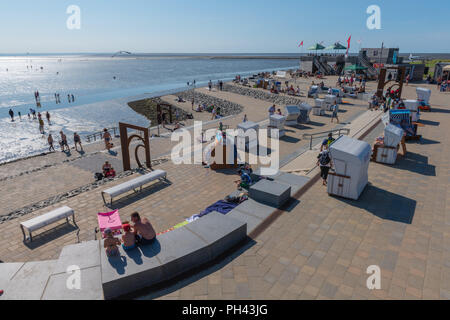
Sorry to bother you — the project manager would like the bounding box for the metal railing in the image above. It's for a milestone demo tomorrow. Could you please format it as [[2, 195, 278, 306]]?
[[85, 127, 119, 143], [313, 56, 328, 75], [303, 128, 351, 150], [358, 53, 377, 76]]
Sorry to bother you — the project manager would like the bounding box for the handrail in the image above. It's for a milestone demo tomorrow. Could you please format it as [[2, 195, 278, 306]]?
[[85, 127, 119, 143], [303, 128, 351, 150], [358, 52, 377, 76]]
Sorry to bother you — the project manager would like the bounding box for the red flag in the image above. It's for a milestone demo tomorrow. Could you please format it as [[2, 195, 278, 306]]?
[[298, 41, 304, 47], [345, 35, 351, 57]]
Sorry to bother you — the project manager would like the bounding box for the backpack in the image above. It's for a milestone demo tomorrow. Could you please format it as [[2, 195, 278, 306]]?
[[327, 137, 335, 146], [319, 151, 331, 166]]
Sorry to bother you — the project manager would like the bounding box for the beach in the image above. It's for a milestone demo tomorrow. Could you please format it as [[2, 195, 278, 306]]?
[[1, 62, 449, 300], [0, 54, 300, 163]]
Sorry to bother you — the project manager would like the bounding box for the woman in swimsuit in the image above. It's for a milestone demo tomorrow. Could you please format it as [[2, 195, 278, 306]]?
[[73, 132, 83, 152], [103, 128, 112, 151]]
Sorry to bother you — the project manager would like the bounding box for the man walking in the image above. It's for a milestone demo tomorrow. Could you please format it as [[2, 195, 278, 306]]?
[[317, 146, 333, 186], [331, 104, 340, 123]]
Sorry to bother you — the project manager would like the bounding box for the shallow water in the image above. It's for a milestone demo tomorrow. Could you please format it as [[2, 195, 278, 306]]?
[[0, 54, 298, 163]]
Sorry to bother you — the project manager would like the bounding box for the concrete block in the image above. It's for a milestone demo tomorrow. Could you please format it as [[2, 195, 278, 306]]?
[[152, 226, 210, 281], [1, 260, 55, 300], [101, 239, 164, 300], [42, 266, 103, 300], [227, 208, 262, 235], [53, 240, 101, 275], [273, 172, 310, 195], [185, 211, 247, 259], [249, 180, 291, 208], [0, 263, 24, 292], [232, 199, 275, 220]]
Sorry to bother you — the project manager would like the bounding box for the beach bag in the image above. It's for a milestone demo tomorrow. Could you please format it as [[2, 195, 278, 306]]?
[[95, 173, 104, 181]]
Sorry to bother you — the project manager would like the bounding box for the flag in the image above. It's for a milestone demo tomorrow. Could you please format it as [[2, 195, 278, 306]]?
[[345, 35, 351, 58], [298, 41, 303, 47]]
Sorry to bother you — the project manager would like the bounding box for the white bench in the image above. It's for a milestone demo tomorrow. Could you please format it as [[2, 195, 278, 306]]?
[[101, 170, 167, 206], [20, 206, 77, 242]]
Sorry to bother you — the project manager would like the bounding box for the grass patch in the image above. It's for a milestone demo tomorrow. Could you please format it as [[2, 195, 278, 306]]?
[[411, 59, 450, 78]]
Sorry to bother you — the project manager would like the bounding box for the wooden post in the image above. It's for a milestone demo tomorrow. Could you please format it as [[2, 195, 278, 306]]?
[[144, 128, 151, 169], [376, 68, 387, 98], [119, 122, 152, 171], [119, 123, 131, 171]]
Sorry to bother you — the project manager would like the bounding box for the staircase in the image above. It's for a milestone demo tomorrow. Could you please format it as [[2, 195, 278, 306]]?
[[0, 241, 103, 300], [313, 56, 328, 75], [335, 62, 345, 75], [358, 52, 378, 78], [313, 56, 336, 75]]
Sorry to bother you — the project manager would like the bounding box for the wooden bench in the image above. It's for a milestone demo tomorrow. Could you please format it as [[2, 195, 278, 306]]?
[[101, 170, 167, 206], [20, 206, 77, 242]]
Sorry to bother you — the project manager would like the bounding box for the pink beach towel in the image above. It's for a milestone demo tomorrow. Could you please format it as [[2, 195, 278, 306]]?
[[97, 210, 122, 237]]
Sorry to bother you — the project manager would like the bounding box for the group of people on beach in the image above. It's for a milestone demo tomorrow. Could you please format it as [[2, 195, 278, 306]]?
[[104, 212, 156, 257], [47, 130, 83, 153], [7, 108, 53, 132], [54, 93, 75, 104], [207, 80, 224, 91]]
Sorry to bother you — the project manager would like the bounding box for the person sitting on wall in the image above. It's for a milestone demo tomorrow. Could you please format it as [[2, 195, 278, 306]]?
[[235, 169, 253, 190], [121, 224, 136, 251], [131, 212, 156, 246]]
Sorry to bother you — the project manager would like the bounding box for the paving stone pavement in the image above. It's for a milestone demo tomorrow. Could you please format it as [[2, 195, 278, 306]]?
[[143, 86, 450, 300], [1, 78, 448, 300]]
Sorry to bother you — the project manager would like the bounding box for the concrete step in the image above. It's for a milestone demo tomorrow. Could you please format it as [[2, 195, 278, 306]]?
[[41, 240, 103, 300], [0, 260, 56, 300]]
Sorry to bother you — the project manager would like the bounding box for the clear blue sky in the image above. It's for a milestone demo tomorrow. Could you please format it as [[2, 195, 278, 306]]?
[[1, 0, 448, 53]]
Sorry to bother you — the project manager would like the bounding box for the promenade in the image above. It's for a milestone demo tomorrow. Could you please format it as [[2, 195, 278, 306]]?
[[0, 76, 448, 300], [146, 83, 450, 300]]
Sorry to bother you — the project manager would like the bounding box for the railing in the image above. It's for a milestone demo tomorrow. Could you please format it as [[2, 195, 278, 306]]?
[[85, 127, 119, 143], [319, 57, 335, 75], [358, 53, 377, 76], [303, 128, 351, 150], [313, 56, 328, 75]]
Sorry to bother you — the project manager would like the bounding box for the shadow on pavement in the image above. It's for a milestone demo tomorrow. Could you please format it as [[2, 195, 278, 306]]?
[[395, 152, 436, 177], [336, 183, 416, 224]]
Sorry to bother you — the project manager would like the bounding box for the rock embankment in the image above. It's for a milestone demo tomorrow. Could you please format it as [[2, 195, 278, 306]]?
[[223, 84, 304, 106], [178, 91, 243, 116]]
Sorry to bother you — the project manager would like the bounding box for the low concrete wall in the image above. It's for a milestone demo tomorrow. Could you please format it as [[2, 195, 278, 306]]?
[[101, 211, 247, 299]]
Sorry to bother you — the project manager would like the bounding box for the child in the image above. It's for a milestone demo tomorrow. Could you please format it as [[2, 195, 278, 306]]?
[[121, 224, 136, 251], [103, 228, 121, 257], [235, 169, 252, 190]]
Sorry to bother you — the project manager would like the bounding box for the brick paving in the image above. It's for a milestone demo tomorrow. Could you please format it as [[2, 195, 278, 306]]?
[[1, 77, 448, 300], [142, 84, 450, 300]]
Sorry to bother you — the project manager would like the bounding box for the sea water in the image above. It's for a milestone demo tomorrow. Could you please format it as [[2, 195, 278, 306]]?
[[0, 54, 298, 163]]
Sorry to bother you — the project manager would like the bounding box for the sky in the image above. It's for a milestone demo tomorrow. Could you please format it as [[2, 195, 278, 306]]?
[[1, 0, 449, 54]]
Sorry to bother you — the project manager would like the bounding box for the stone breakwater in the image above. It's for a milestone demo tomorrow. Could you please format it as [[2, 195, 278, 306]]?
[[178, 91, 244, 116], [223, 84, 304, 106]]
